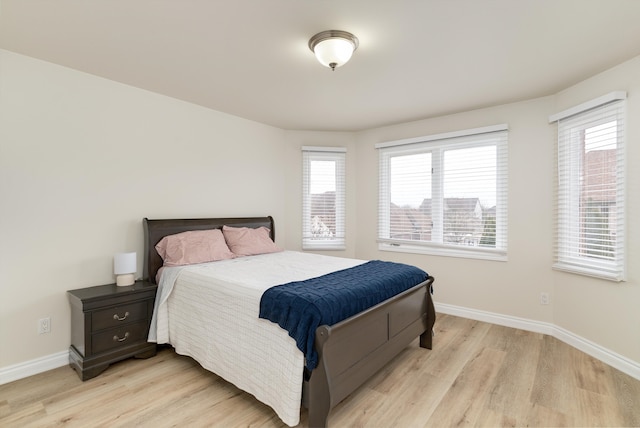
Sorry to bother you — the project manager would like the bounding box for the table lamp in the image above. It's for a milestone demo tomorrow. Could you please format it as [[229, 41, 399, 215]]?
[[114, 252, 136, 286]]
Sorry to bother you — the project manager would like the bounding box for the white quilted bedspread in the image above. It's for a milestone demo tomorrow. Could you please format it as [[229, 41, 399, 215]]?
[[148, 251, 364, 426]]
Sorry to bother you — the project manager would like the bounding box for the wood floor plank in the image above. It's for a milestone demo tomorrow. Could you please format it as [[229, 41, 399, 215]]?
[[524, 402, 570, 427], [530, 334, 578, 415], [1, 314, 639, 427], [422, 316, 492, 381], [0, 399, 10, 418], [369, 372, 448, 427], [427, 347, 506, 426], [483, 325, 542, 422], [0, 402, 46, 426], [608, 364, 640, 427], [572, 345, 612, 396]]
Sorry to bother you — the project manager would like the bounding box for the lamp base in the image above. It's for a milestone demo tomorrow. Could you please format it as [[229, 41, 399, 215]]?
[[116, 273, 135, 286]]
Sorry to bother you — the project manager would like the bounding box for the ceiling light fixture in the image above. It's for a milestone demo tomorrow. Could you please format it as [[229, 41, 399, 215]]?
[[308, 30, 359, 71]]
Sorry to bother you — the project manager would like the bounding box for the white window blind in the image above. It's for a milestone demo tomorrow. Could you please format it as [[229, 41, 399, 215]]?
[[302, 146, 346, 250], [377, 125, 508, 260], [551, 94, 626, 281]]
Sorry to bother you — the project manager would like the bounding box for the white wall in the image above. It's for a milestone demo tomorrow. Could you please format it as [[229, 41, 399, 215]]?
[[353, 97, 557, 324], [1, 47, 638, 377], [282, 130, 357, 258], [0, 50, 288, 367], [550, 57, 640, 364], [352, 56, 640, 366]]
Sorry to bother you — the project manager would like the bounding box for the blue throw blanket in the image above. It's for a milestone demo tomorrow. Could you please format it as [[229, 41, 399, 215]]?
[[259, 260, 429, 370]]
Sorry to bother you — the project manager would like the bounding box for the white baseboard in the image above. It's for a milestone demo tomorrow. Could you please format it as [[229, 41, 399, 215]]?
[[2, 306, 639, 384], [435, 302, 640, 381], [0, 350, 69, 385]]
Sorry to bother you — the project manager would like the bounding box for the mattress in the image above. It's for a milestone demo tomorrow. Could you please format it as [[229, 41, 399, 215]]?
[[148, 251, 364, 426]]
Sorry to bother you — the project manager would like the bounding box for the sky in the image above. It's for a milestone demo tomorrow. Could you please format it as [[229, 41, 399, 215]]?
[[390, 146, 497, 209]]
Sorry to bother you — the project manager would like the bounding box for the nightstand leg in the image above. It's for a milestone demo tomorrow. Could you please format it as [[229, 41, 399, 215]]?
[[134, 345, 157, 359]]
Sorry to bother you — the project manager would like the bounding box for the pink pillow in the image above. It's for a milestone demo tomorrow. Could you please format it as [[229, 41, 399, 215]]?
[[155, 229, 235, 266], [222, 225, 283, 256]]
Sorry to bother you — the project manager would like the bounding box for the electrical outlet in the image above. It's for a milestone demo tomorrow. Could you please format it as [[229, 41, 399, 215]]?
[[38, 317, 51, 334], [540, 292, 550, 305]]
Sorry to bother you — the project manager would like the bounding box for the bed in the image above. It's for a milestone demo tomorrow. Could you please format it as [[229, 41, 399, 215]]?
[[143, 216, 436, 427]]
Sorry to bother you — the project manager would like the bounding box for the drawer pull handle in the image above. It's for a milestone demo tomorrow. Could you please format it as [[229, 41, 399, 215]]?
[[113, 311, 129, 321], [113, 332, 130, 342]]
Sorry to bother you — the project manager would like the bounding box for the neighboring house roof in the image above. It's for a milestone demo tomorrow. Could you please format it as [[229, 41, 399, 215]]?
[[584, 149, 617, 203], [389, 203, 432, 241]]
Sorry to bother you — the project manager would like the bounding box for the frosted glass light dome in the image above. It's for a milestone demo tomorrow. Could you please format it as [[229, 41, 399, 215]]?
[[308, 30, 359, 71]]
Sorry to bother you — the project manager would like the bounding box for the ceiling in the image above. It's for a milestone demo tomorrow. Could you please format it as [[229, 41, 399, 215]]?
[[2, 0, 640, 132]]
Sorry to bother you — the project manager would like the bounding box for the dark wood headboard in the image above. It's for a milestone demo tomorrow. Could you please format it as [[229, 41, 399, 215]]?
[[143, 216, 275, 284]]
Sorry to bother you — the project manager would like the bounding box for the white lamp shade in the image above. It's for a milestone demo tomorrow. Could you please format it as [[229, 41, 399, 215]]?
[[114, 252, 136, 286], [114, 252, 136, 275], [313, 38, 355, 69]]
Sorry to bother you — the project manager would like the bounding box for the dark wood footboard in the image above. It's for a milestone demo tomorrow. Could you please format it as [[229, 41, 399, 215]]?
[[303, 276, 436, 427]]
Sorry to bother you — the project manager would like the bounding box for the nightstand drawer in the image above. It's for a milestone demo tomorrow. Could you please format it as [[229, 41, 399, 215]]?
[[92, 301, 147, 331], [91, 321, 149, 354]]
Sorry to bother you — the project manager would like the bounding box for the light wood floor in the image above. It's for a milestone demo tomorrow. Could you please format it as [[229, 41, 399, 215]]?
[[1, 314, 639, 427]]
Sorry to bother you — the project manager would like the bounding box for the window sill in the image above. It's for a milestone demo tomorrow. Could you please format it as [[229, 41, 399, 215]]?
[[378, 242, 507, 262], [553, 263, 624, 282], [303, 241, 346, 251]]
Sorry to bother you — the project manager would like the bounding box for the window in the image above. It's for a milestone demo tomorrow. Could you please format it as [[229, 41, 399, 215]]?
[[550, 92, 626, 281], [302, 146, 346, 250], [377, 125, 508, 260]]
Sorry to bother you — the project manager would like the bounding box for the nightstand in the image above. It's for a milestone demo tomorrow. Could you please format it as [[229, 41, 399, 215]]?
[[67, 280, 158, 381]]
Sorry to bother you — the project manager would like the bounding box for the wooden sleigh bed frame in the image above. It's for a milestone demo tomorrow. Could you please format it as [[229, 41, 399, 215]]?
[[143, 216, 436, 427]]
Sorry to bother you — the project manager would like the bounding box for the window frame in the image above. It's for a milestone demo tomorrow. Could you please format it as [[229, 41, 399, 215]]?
[[302, 146, 346, 250], [550, 92, 626, 281], [377, 124, 508, 261]]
